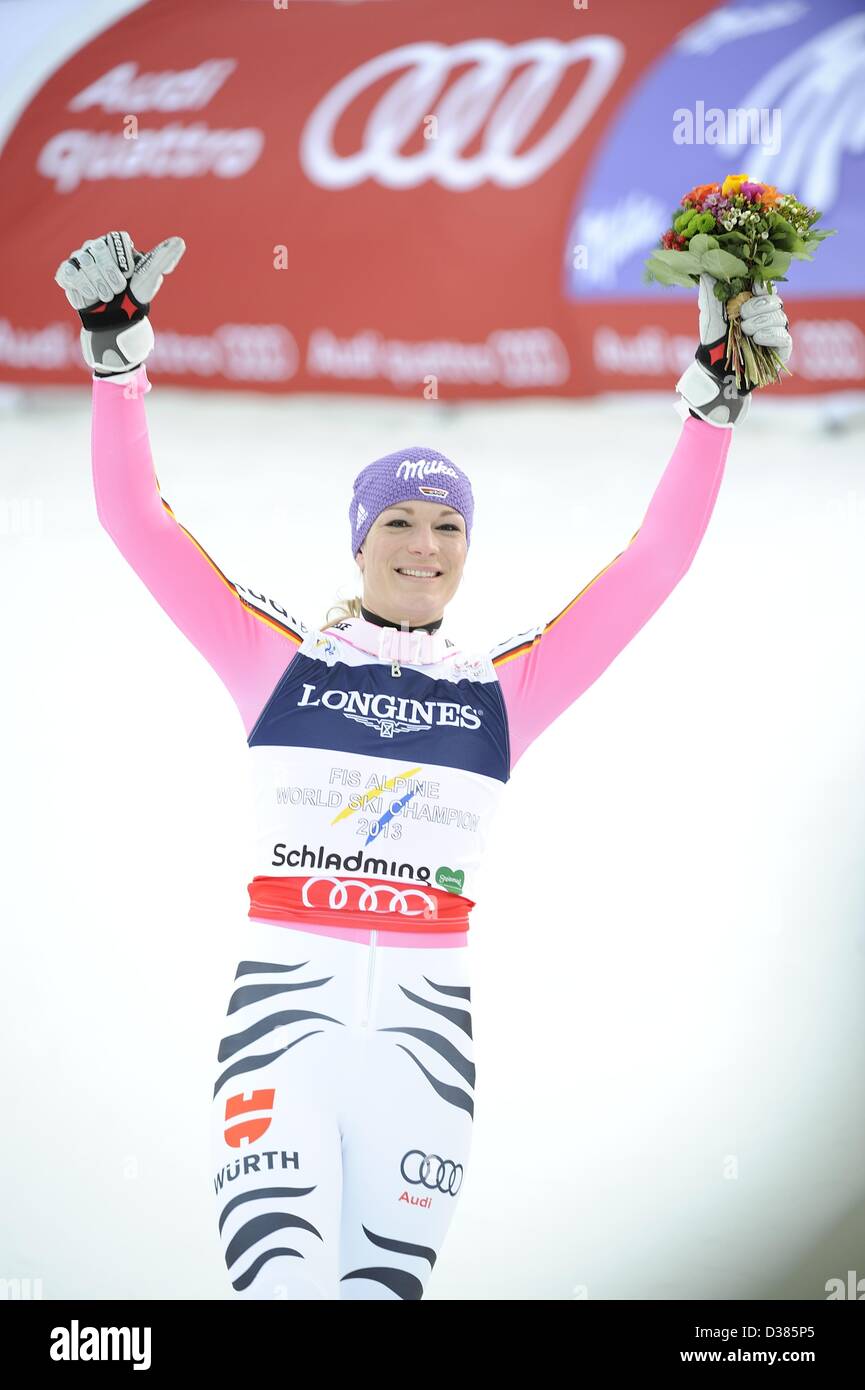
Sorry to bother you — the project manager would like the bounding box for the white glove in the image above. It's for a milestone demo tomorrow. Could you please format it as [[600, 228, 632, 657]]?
[[54, 231, 185, 378], [676, 272, 752, 428], [740, 282, 792, 364]]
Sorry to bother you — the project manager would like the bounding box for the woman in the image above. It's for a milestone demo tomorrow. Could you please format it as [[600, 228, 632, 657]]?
[[55, 231, 791, 1300]]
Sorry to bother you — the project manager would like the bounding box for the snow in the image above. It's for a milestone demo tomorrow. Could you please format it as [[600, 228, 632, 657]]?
[[3, 375, 864, 1299]]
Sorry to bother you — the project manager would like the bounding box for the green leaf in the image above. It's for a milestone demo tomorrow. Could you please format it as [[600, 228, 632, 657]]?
[[792, 228, 836, 259], [698, 248, 751, 277], [761, 248, 793, 276], [767, 214, 799, 251], [753, 262, 792, 286], [647, 248, 704, 274], [644, 256, 697, 288], [687, 233, 719, 256]]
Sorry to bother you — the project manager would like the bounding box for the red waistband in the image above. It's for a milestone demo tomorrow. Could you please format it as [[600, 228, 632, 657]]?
[[247, 874, 474, 933]]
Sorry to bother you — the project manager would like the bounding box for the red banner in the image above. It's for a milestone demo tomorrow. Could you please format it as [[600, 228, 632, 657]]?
[[1, 0, 860, 396]]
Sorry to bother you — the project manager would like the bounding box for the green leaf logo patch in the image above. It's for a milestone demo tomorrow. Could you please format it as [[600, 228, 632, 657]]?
[[435, 866, 464, 895]]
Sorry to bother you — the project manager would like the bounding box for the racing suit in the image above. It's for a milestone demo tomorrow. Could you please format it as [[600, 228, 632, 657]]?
[[91, 363, 732, 1298]]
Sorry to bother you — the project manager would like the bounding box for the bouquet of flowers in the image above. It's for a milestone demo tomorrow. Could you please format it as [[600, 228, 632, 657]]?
[[644, 174, 836, 389]]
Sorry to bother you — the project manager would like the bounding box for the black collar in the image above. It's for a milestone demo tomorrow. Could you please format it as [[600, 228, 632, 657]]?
[[361, 603, 443, 634]]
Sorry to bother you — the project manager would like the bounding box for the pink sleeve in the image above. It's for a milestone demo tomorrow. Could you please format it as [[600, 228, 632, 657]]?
[[91, 363, 305, 737], [491, 415, 733, 771]]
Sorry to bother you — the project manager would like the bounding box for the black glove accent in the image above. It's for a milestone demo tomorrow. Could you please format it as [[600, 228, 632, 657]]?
[[76, 285, 151, 334], [695, 338, 755, 397]]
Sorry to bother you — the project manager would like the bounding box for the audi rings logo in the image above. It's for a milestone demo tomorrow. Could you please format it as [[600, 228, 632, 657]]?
[[401, 1149, 464, 1196], [301, 875, 436, 916], [300, 37, 624, 190]]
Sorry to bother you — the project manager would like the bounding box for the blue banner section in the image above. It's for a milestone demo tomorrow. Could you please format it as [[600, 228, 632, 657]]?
[[563, 0, 860, 301]]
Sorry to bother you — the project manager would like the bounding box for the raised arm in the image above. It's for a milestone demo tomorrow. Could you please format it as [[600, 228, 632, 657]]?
[[56, 229, 307, 737], [490, 269, 793, 773], [91, 365, 305, 737], [490, 414, 731, 771]]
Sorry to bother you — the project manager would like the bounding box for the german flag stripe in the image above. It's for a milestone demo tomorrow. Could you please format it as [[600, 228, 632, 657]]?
[[158, 494, 304, 647], [491, 528, 641, 668]]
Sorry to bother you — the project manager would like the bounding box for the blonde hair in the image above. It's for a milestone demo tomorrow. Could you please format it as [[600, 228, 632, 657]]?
[[322, 594, 363, 629]]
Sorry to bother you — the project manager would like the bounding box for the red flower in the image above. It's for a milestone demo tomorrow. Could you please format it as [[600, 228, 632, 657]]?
[[682, 182, 721, 209]]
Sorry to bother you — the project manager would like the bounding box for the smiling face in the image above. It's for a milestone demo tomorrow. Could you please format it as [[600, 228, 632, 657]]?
[[355, 500, 467, 626]]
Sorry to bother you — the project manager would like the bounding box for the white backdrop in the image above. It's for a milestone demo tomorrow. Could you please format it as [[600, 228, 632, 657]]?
[[3, 372, 864, 1300]]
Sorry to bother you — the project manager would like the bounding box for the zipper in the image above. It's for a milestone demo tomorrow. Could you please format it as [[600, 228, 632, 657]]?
[[391, 660, 401, 677], [360, 929, 377, 1028]]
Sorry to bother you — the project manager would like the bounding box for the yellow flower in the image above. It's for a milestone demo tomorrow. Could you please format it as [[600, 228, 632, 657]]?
[[722, 173, 750, 197]]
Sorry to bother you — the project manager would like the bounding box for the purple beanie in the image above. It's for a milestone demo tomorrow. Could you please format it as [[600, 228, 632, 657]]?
[[350, 446, 474, 558]]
